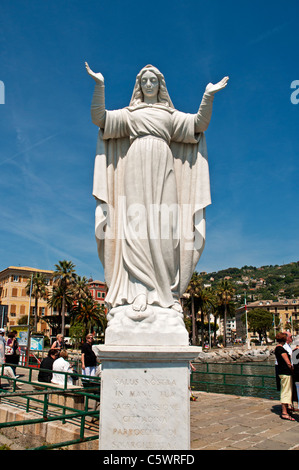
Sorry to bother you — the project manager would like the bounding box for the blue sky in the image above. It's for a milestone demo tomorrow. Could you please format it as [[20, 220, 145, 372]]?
[[0, 0, 298, 281]]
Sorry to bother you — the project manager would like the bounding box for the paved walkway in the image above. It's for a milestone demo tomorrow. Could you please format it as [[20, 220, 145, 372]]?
[[190, 391, 299, 450], [1, 369, 299, 450]]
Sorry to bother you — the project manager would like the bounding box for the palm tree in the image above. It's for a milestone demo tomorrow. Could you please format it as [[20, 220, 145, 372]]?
[[53, 260, 77, 336], [47, 283, 74, 332], [70, 297, 107, 338], [197, 288, 216, 347], [185, 272, 202, 345], [216, 279, 235, 347], [72, 275, 91, 314], [26, 272, 48, 332]]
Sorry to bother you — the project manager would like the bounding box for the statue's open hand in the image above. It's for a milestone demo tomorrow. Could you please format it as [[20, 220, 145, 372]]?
[[85, 62, 104, 85], [205, 76, 229, 94]]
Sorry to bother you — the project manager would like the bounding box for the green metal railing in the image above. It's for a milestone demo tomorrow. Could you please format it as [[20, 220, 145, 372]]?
[[0, 360, 280, 449], [0, 363, 100, 450], [190, 362, 279, 399]]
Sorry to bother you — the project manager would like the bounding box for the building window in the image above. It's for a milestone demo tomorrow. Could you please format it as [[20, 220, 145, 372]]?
[[10, 305, 16, 316], [41, 307, 45, 316], [12, 288, 18, 297], [13, 275, 19, 282]]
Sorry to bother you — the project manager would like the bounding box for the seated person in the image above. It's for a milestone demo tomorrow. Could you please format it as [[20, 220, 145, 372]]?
[[51, 349, 74, 386], [38, 349, 59, 383]]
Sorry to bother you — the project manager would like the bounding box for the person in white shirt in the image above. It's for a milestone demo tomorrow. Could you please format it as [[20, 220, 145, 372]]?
[[284, 332, 293, 360], [51, 350, 73, 386], [275, 331, 293, 365], [275, 331, 296, 413]]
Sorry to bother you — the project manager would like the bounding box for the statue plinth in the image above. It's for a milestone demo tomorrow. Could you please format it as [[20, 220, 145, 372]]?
[[94, 344, 201, 450]]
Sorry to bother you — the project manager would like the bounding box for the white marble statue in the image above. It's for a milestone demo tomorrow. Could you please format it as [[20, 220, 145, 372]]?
[[86, 63, 228, 342]]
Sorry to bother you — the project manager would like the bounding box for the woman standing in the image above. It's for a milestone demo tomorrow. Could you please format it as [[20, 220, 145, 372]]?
[[275, 332, 295, 421], [5, 331, 19, 376], [50, 334, 65, 351], [81, 333, 97, 380]]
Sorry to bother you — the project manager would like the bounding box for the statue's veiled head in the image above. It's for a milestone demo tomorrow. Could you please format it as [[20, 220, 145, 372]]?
[[129, 65, 174, 108]]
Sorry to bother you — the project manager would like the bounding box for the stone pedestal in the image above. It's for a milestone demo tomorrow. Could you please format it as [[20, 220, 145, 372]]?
[[94, 345, 200, 450]]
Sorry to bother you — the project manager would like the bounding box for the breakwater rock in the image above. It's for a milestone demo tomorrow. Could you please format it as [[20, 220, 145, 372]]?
[[195, 346, 275, 363]]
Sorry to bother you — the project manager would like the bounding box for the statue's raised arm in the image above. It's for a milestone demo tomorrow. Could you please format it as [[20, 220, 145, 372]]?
[[85, 61, 105, 85], [205, 76, 229, 95], [194, 76, 229, 133], [85, 62, 106, 128]]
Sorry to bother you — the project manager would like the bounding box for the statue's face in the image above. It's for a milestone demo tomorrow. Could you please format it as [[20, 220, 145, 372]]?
[[140, 70, 159, 101]]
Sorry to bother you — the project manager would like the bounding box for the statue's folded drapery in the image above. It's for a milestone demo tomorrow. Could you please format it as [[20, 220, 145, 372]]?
[[92, 103, 211, 309]]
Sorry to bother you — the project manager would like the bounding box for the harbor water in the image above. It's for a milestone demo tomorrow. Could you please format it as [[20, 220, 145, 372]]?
[[191, 358, 280, 400]]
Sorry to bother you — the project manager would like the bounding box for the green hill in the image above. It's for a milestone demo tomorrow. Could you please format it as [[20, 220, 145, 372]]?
[[199, 261, 299, 307]]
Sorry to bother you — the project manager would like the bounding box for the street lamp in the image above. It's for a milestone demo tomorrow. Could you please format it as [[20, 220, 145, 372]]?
[[26, 273, 33, 365]]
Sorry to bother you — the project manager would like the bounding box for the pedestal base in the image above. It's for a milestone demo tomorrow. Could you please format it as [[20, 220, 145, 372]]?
[[105, 304, 189, 346], [94, 345, 200, 450]]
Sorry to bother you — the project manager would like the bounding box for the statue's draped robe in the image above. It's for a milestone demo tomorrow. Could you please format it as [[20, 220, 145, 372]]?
[[92, 103, 211, 309]]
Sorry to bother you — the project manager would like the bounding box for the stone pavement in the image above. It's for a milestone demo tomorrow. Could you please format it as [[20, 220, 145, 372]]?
[[1, 369, 299, 450], [190, 391, 299, 450]]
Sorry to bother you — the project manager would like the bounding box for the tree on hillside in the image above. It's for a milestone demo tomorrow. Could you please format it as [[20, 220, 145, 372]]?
[[242, 308, 273, 343]]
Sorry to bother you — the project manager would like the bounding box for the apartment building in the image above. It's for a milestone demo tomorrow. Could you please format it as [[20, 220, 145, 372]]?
[[88, 278, 107, 310], [236, 298, 299, 341], [0, 266, 54, 335]]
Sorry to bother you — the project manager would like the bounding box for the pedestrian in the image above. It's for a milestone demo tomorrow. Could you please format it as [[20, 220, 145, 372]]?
[[189, 362, 197, 401], [0, 330, 5, 389], [5, 331, 20, 376], [0, 333, 22, 389], [50, 334, 65, 351], [51, 349, 74, 386], [38, 349, 59, 383], [81, 333, 97, 380], [274, 332, 295, 421], [291, 336, 299, 410], [284, 331, 293, 357], [0, 328, 6, 346]]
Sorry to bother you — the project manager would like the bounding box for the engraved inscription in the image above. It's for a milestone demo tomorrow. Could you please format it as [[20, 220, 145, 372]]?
[[100, 365, 188, 449]]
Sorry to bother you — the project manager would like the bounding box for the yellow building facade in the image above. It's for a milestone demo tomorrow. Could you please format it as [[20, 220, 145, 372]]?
[[236, 298, 299, 342], [0, 266, 54, 335]]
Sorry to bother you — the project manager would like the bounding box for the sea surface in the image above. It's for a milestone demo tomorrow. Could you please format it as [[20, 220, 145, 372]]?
[[191, 358, 280, 400]]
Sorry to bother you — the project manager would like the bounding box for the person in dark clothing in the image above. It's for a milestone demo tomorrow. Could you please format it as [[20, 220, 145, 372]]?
[[292, 339, 299, 408], [274, 332, 294, 421], [5, 331, 20, 376], [81, 334, 97, 380], [38, 349, 59, 383]]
